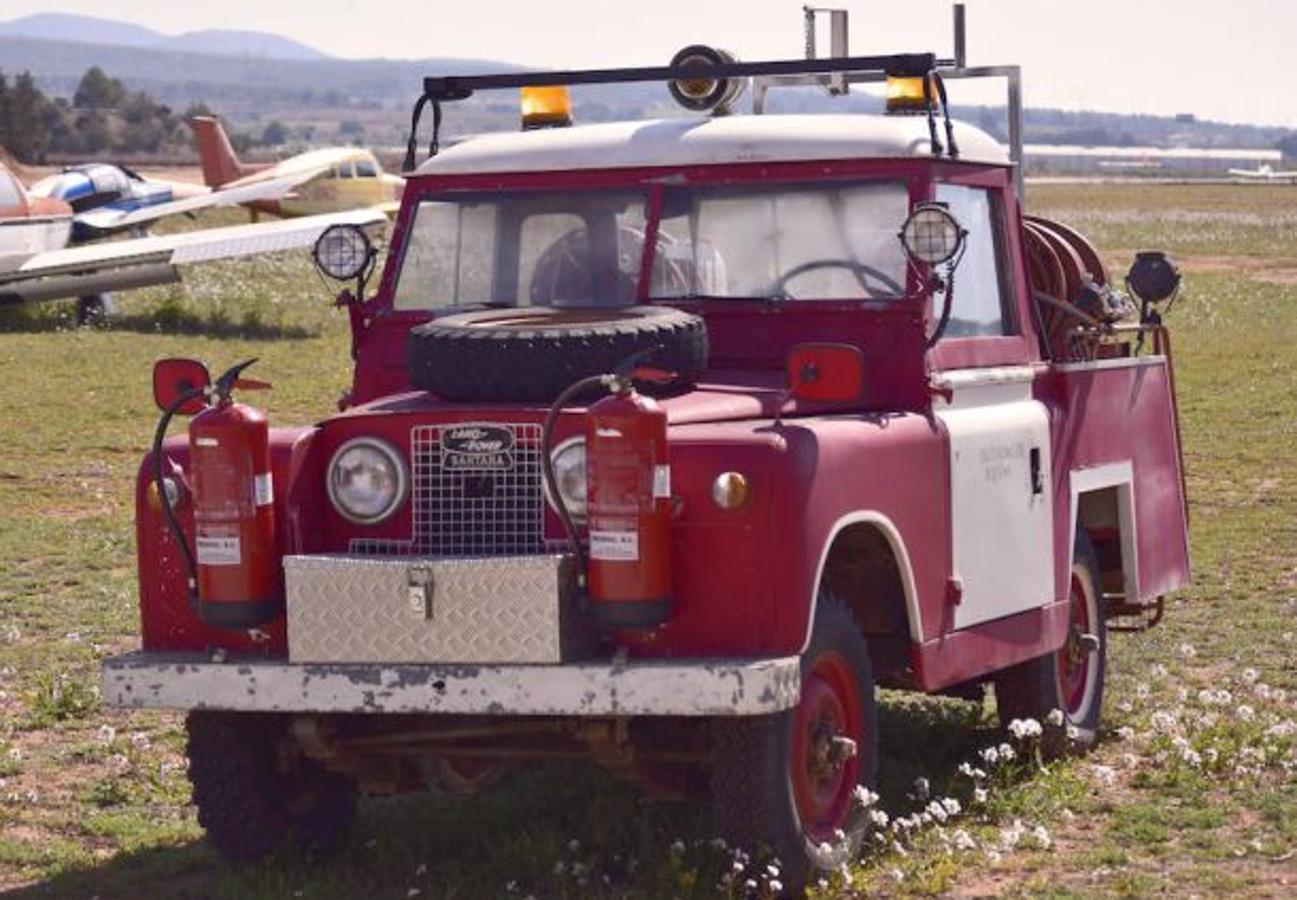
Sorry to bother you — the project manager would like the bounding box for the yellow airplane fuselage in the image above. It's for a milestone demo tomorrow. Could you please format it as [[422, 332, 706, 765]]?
[[236, 148, 403, 219]]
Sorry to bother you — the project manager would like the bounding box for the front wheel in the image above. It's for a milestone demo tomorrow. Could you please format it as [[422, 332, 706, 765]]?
[[709, 590, 878, 888], [186, 712, 358, 862], [995, 529, 1107, 754]]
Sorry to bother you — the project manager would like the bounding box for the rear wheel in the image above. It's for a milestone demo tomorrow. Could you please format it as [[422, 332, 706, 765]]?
[[186, 712, 357, 862], [709, 590, 878, 888], [995, 530, 1107, 753]]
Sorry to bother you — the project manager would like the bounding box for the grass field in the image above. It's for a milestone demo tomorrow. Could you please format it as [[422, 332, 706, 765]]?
[[1, 183, 1295, 898]]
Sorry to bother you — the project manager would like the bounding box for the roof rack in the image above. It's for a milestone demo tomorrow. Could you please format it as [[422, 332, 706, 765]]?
[[404, 4, 1022, 195]]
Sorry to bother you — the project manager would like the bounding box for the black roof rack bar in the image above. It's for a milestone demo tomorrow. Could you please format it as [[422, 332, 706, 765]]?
[[423, 52, 945, 101]]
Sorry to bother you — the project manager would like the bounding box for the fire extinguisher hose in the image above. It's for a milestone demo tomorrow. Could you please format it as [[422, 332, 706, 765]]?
[[541, 373, 617, 587], [152, 388, 206, 610]]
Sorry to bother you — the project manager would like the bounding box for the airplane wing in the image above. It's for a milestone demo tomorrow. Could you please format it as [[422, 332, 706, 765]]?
[[71, 170, 324, 236], [0, 207, 385, 306]]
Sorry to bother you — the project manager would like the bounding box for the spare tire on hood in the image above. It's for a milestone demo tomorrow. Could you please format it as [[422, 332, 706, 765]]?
[[407, 306, 708, 402]]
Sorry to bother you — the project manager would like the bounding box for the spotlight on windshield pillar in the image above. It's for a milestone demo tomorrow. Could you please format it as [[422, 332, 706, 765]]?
[[520, 86, 573, 130], [668, 45, 747, 115]]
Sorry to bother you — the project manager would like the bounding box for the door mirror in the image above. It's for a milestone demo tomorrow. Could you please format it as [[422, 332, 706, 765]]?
[[786, 343, 864, 402], [153, 358, 210, 415]]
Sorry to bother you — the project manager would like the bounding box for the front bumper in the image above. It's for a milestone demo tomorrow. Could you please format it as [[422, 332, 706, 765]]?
[[100, 651, 801, 717]]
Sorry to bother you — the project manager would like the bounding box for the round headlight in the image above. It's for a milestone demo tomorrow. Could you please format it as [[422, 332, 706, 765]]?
[[327, 438, 407, 524], [544, 437, 587, 522], [900, 202, 965, 266], [313, 223, 374, 281]]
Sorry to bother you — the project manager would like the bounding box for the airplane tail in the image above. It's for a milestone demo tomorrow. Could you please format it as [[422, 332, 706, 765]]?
[[189, 116, 251, 187]]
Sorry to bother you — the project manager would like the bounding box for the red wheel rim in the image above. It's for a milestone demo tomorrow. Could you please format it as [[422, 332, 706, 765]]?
[[1057, 570, 1093, 717], [790, 651, 864, 842]]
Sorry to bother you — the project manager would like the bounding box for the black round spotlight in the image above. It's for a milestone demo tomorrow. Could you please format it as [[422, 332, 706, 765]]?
[[668, 45, 746, 114], [1126, 251, 1181, 305]]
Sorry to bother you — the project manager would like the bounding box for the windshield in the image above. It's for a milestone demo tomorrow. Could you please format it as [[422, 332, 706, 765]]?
[[652, 181, 909, 301], [392, 180, 910, 311], [394, 190, 651, 310]]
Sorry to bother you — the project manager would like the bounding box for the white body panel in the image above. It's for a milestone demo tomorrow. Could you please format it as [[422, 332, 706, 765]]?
[[933, 366, 1054, 629], [100, 651, 801, 716], [418, 115, 1009, 176], [1070, 460, 1140, 601]]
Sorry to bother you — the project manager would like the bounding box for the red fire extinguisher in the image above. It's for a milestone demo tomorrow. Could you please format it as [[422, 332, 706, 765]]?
[[153, 359, 282, 628], [584, 383, 674, 628]]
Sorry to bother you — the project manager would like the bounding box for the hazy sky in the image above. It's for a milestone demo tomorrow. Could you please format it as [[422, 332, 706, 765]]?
[[7, 1, 1294, 128]]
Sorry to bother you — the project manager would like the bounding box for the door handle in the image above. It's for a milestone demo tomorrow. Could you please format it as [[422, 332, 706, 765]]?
[[1030, 447, 1044, 495]]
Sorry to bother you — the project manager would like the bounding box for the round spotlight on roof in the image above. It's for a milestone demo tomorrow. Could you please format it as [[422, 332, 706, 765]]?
[[668, 45, 747, 115], [900, 202, 966, 266], [313, 223, 374, 281]]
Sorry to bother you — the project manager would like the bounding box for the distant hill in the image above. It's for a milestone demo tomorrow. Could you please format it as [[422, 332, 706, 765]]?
[[0, 12, 329, 60], [0, 19, 1290, 155]]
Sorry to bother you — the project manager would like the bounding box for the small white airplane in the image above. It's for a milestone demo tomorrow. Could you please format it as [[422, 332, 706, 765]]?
[[1227, 164, 1297, 182], [1, 158, 384, 322]]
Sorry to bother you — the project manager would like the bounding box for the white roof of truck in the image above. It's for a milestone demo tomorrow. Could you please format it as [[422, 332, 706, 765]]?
[[414, 114, 1009, 175]]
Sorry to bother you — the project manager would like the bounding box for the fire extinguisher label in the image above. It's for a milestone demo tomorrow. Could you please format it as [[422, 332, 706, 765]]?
[[254, 472, 274, 507], [589, 529, 639, 562], [195, 530, 241, 566]]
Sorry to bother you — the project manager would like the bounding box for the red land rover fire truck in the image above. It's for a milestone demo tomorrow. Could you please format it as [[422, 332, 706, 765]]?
[[102, 8, 1190, 884]]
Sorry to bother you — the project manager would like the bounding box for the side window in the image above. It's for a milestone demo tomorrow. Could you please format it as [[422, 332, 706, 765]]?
[[334, 163, 355, 180], [355, 159, 378, 178], [933, 184, 1015, 337]]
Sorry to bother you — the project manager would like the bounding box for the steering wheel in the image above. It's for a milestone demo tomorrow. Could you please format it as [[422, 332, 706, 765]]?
[[767, 258, 904, 300]]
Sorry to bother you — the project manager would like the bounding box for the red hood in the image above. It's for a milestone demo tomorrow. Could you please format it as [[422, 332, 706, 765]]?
[[332, 369, 802, 426]]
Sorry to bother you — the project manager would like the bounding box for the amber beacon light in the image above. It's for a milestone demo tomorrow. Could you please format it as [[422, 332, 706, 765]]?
[[520, 86, 573, 129]]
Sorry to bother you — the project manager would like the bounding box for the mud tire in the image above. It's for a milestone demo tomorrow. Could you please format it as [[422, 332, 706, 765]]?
[[186, 711, 357, 862], [407, 305, 708, 402], [708, 590, 878, 889], [994, 529, 1107, 756]]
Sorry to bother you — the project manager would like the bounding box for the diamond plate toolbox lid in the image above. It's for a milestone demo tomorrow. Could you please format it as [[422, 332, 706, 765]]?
[[285, 554, 595, 664]]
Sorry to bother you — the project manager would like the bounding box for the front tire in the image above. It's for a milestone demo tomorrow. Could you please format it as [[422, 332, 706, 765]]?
[[709, 590, 878, 888], [995, 529, 1107, 753], [186, 712, 357, 862]]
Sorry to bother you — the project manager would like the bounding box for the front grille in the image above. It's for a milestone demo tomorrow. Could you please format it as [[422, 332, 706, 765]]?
[[351, 422, 545, 557]]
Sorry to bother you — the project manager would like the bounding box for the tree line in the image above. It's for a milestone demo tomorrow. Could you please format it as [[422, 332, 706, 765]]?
[[0, 67, 290, 162]]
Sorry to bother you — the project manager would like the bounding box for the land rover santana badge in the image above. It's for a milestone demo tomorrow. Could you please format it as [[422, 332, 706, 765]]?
[[441, 424, 515, 471]]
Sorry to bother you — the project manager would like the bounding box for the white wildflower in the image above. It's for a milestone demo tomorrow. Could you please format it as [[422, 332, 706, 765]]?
[[96, 724, 117, 745], [1046, 708, 1065, 727], [1151, 663, 1168, 678], [926, 800, 948, 824], [981, 746, 1000, 765], [853, 785, 880, 808], [129, 732, 150, 749], [941, 797, 962, 817], [567, 838, 581, 853], [1031, 825, 1052, 850], [998, 742, 1016, 761], [1122, 753, 1139, 769], [1090, 764, 1118, 786], [952, 829, 977, 851], [973, 787, 988, 804], [1241, 667, 1260, 684], [1135, 683, 1150, 700], [769, 880, 783, 894], [1178, 642, 1197, 660], [985, 849, 1003, 865], [1116, 725, 1136, 741], [1236, 705, 1256, 722], [1008, 718, 1043, 740], [910, 777, 930, 801], [868, 809, 889, 828]]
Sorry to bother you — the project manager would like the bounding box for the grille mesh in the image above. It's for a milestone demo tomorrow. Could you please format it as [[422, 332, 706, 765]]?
[[350, 422, 545, 557]]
